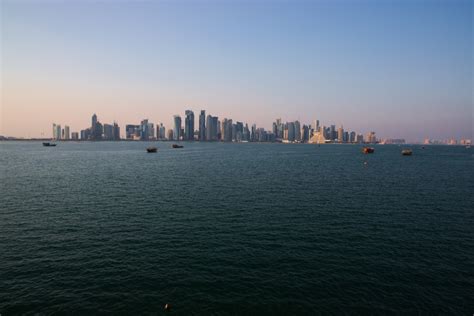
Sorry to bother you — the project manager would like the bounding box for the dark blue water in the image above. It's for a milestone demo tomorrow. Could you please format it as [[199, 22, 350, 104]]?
[[1, 142, 473, 315]]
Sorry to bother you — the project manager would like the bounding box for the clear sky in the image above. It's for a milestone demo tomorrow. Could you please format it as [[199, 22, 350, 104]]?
[[1, 0, 472, 141]]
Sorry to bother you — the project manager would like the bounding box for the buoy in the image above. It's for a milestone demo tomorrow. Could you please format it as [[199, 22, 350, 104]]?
[[364, 161, 368, 165], [164, 303, 171, 311]]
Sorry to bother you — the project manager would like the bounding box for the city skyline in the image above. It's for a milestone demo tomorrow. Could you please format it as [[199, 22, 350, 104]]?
[[50, 111, 375, 144], [1, 1, 472, 142], [1, 107, 471, 144], [30, 111, 469, 145]]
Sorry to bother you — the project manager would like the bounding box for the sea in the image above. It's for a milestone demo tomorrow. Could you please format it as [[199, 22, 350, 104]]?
[[1, 141, 473, 315]]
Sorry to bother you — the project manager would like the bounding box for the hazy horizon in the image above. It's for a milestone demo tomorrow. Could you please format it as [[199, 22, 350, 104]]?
[[1, 0, 472, 142]]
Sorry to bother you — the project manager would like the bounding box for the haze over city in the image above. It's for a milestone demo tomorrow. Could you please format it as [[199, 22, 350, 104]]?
[[1, 0, 472, 142]]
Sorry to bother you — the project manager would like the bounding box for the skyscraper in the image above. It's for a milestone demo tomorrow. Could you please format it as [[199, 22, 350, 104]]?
[[185, 110, 195, 141], [206, 115, 218, 141], [330, 125, 336, 141], [366, 131, 377, 143], [294, 120, 301, 142], [92, 114, 97, 129], [338, 126, 344, 143], [212, 116, 218, 140], [64, 125, 70, 140], [222, 119, 233, 142], [302, 124, 309, 142], [287, 122, 295, 141], [91, 113, 102, 140], [126, 125, 140, 140], [173, 115, 182, 141], [55, 124, 61, 140], [167, 129, 174, 141], [140, 119, 149, 140], [243, 123, 250, 141], [149, 123, 155, 139], [199, 110, 206, 141], [103, 124, 114, 140], [235, 121, 243, 142], [52, 123, 57, 140], [113, 122, 120, 140], [349, 131, 356, 143], [158, 123, 166, 140]]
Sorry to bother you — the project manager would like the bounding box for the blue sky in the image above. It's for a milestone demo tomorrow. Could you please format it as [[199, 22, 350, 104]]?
[[1, 0, 472, 141]]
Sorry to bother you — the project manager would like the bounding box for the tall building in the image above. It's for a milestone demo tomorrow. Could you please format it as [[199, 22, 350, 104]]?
[[206, 115, 212, 141], [222, 118, 233, 142], [113, 122, 120, 140], [251, 124, 256, 142], [243, 123, 250, 141], [184, 110, 195, 141], [103, 124, 114, 140], [349, 131, 356, 143], [211, 116, 218, 141], [92, 114, 97, 128], [90, 113, 102, 140], [206, 115, 218, 141], [343, 131, 349, 143], [338, 126, 344, 143], [294, 120, 301, 141], [167, 129, 174, 140], [275, 118, 283, 139], [52, 123, 59, 140], [302, 124, 309, 142], [199, 110, 206, 141], [234, 121, 243, 142], [173, 115, 182, 141], [64, 125, 70, 140], [148, 122, 155, 139], [366, 131, 377, 143], [158, 123, 166, 140], [55, 124, 61, 140], [126, 125, 140, 140], [330, 125, 336, 141], [80, 128, 91, 140], [140, 119, 150, 140], [286, 122, 295, 142]]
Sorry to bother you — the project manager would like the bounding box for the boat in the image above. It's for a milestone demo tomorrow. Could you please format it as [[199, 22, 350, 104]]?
[[146, 147, 157, 153], [172, 144, 184, 149], [401, 149, 413, 156], [43, 142, 57, 147], [362, 147, 374, 154]]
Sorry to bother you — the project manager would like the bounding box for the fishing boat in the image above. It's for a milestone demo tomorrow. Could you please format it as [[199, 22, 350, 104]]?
[[146, 147, 157, 153], [42, 142, 57, 147], [362, 147, 374, 154], [401, 149, 413, 156], [172, 144, 184, 148]]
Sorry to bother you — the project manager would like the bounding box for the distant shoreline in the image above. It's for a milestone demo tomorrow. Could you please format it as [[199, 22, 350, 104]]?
[[0, 138, 469, 146]]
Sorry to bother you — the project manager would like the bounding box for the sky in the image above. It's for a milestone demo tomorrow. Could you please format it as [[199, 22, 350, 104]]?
[[1, 0, 472, 141]]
